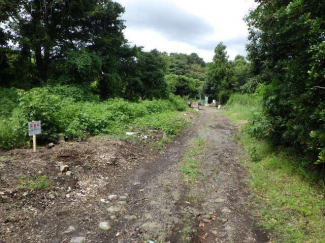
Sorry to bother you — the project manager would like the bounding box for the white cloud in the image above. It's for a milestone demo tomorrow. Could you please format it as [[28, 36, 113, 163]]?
[[116, 0, 257, 62]]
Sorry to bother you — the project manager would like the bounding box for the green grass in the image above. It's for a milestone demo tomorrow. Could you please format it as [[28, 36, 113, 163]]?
[[18, 175, 51, 191], [180, 137, 206, 184], [223, 93, 325, 243], [222, 93, 262, 123]]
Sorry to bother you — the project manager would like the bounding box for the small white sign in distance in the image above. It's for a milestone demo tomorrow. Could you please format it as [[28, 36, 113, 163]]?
[[28, 121, 41, 136]]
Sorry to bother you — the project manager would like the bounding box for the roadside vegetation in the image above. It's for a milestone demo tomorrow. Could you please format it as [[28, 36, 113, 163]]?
[[222, 93, 325, 243], [0, 86, 188, 150]]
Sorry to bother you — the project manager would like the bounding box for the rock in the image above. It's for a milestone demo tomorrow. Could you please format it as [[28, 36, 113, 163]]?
[[64, 226, 76, 234], [221, 218, 228, 223], [203, 219, 210, 223], [211, 230, 218, 235], [60, 164, 69, 173], [70, 237, 85, 243], [221, 208, 231, 214], [107, 205, 123, 214], [108, 195, 118, 200], [99, 221, 111, 231], [139, 222, 162, 234], [108, 157, 119, 166], [48, 193, 55, 199], [110, 215, 117, 220], [47, 143, 55, 149], [66, 171, 72, 177], [123, 215, 137, 220], [215, 198, 225, 203], [118, 201, 127, 205], [119, 195, 127, 200]]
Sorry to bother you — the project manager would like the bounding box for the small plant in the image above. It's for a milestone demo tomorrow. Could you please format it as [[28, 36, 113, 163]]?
[[18, 175, 51, 191]]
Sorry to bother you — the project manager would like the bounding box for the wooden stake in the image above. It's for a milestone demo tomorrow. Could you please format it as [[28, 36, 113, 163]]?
[[33, 135, 37, 152]]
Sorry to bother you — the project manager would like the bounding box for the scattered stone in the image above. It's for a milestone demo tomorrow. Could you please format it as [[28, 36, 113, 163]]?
[[139, 222, 163, 234], [70, 236, 85, 243], [123, 215, 137, 220], [203, 219, 210, 223], [60, 164, 69, 173], [64, 226, 76, 234], [225, 225, 233, 231], [99, 221, 111, 231], [133, 182, 141, 186], [110, 215, 117, 220], [144, 213, 152, 220], [221, 218, 228, 223], [48, 193, 55, 199], [108, 157, 119, 166], [47, 143, 55, 149], [215, 199, 225, 203], [119, 195, 127, 200], [139, 189, 145, 192], [107, 205, 123, 214], [211, 230, 218, 235], [108, 195, 118, 200], [118, 201, 127, 205], [221, 208, 231, 214], [66, 171, 72, 177], [23, 192, 28, 197]]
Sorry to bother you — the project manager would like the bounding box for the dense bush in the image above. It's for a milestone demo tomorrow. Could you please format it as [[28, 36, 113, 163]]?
[[0, 87, 188, 150], [246, 0, 325, 165]]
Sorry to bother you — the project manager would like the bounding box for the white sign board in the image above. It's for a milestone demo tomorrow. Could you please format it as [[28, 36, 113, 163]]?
[[28, 121, 41, 136]]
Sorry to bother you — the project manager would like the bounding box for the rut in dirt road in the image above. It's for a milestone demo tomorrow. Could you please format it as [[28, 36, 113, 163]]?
[[99, 107, 269, 243]]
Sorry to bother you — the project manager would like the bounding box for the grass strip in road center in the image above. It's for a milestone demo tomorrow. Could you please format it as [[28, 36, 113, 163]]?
[[180, 137, 207, 184]]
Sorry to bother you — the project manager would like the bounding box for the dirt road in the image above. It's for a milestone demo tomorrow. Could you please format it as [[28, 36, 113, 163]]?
[[0, 108, 269, 243]]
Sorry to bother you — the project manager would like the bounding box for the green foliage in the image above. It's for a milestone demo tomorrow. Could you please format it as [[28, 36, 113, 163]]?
[[246, 0, 325, 165], [204, 43, 236, 104], [18, 175, 51, 191], [0, 87, 188, 150], [0, 88, 19, 117], [166, 74, 200, 98]]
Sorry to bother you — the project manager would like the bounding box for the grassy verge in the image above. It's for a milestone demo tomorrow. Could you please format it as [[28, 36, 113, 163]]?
[[221, 93, 325, 243], [180, 137, 206, 184]]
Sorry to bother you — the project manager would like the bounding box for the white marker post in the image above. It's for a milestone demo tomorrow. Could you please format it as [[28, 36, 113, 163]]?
[[28, 121, 41, 152]]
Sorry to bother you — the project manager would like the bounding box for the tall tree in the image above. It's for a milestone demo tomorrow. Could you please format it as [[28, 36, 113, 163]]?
[[204, 43, 234, 104], [1, 0, 126, 89]]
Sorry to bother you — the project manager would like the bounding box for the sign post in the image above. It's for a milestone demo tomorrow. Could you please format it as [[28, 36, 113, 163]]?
[[28, 121, 41, 152]]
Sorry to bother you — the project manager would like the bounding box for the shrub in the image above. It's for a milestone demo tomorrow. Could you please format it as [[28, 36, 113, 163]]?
[[0, 87, 188, 149]]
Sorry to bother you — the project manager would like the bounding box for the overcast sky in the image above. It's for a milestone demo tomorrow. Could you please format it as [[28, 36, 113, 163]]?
[[115, 0, 257, 62]]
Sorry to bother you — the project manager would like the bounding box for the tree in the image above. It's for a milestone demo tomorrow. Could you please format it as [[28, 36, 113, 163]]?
[[246, 0, 325, 164], [1, 0, 126, 91], [204, 43, 235, 104], [137, 49, 168, 100], [166, 74, 200, 98], [232, 55, 252, 90]]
